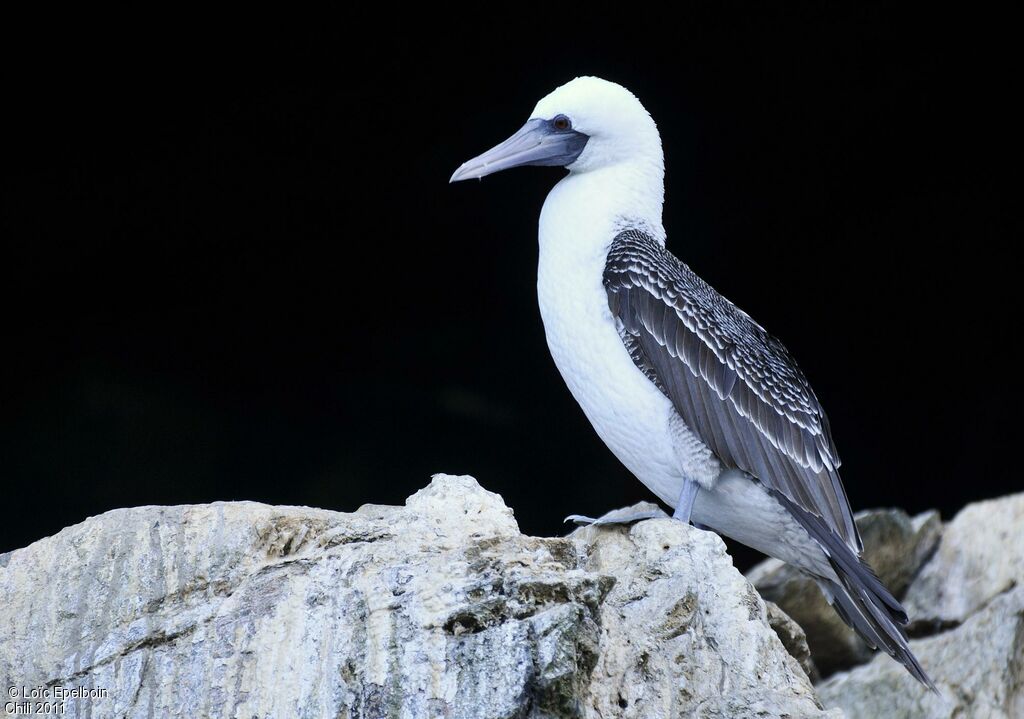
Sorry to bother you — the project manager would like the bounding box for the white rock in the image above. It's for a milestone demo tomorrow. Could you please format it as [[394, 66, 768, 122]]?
[[903, 492, 1024, 627], [571, 518, 838, 718], [0, 475, 834, 719], [818, 585, 1024, 719], [764, 600, 814, 679]]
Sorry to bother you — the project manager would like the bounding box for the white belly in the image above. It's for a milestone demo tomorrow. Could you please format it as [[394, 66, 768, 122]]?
[[692, 470, 834, 577]]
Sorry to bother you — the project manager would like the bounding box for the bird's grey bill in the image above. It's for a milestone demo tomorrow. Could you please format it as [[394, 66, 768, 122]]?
[[449, 118, 589, 182]]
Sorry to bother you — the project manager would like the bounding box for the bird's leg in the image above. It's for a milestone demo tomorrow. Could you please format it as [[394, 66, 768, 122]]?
[[564, 508, 665, 526], [671, 479, 699, 524]]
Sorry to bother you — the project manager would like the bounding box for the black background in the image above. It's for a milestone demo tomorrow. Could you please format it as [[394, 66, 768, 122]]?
[[2, 9, 1018, 567]]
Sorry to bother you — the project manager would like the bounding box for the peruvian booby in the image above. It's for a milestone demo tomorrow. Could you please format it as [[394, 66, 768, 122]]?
[[449, 76, 933, 688]]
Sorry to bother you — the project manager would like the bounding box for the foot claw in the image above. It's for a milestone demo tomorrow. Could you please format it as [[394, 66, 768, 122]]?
[[564, 509, 665, 527], [564, 514, 601, 525]]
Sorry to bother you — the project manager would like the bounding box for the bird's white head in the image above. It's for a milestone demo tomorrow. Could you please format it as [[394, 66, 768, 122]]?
[[450, 76, 664, 181]]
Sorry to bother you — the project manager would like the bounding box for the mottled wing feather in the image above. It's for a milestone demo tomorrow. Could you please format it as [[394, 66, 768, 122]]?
[[605, 229, 861, 552]]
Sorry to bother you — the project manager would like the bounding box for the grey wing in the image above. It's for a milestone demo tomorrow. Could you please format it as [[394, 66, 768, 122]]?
[[605, 230, 862, 553]]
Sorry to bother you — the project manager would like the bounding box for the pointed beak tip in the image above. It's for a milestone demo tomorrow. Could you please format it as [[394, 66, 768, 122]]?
[[449, 165, 482, 184]]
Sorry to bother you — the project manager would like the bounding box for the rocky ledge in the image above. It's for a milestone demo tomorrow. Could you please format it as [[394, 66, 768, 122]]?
[[2, 476, 1021, 718], [748, 492, 1024, 719], [0, 475, 831, 718]]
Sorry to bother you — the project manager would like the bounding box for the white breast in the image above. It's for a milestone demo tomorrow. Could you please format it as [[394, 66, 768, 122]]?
[[536, 173, 685, 506]]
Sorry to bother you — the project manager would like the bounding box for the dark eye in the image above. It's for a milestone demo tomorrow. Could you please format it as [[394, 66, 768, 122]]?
[[552, 114, 572, 131]]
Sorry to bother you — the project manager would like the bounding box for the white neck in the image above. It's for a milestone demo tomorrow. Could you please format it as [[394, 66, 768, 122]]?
[[538, 156, 666, 268], [535, 153, 666, 356]]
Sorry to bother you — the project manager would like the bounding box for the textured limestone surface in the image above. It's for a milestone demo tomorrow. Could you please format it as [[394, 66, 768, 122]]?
[[902, 493, 1024, 628], [819, 586, 1024, 719], [0, 475, 834, 719], [750, 493, 1024, 718], [567, 516, 834, 718], [764, 601, 814, 679]]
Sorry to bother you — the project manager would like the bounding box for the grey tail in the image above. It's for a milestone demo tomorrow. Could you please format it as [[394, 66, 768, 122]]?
[[769, 489, 938, 692]]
